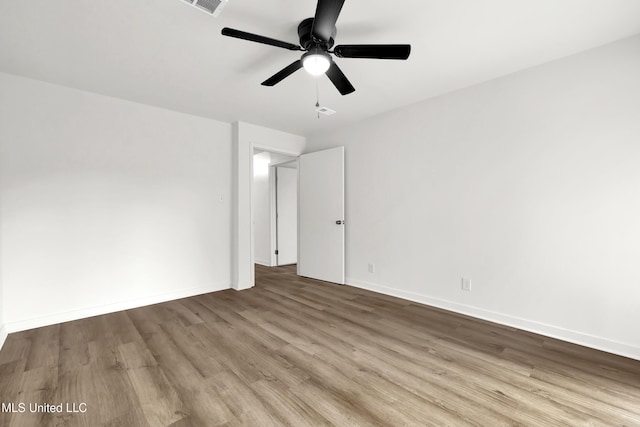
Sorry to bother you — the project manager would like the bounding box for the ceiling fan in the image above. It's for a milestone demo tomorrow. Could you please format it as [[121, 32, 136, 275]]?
[[221, 0, 411, 95]]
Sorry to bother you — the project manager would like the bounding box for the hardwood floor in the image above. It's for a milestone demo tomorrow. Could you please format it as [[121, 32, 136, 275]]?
[[1, 264, 639, 426]]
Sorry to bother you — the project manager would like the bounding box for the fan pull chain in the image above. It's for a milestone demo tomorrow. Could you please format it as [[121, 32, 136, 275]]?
[[315, 78, 320, 119]]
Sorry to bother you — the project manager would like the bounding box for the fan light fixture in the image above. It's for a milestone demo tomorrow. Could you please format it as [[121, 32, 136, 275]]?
[[302, 50, 331, 76], [220, 0, 412, 95]]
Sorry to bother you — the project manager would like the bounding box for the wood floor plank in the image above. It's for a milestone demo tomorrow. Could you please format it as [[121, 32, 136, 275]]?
[[0, 371, 25, 427], [291, 378, 388, 427], [208, 370, 282, 427], [0, 335, 30, 367], [57, 319, 90, 376], [123, 363, 185, 426], [142, 323, 235, 426], [258, 293, 524, 425], [23, 324, 60, 372], [279, 343, 463, 427], [187, 322, 264, 385], [249, 379, 331, 427], [1, 263, 639, 426], [51, 364, 101, 427], [11, 366, 58, 427], [118, 341, 185, 427], [158, 321, 227, 379]]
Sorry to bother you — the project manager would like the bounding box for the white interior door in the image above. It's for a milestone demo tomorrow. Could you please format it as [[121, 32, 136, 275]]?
[[298, 147, 345, 284], [276, 166, 297, 266]]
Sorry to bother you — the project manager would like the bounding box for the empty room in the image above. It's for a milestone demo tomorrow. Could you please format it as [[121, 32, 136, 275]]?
[[1, 0, 640, 426]]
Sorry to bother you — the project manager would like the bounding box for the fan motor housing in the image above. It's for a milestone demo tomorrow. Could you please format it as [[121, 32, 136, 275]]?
[[298, 17, 335, 50]]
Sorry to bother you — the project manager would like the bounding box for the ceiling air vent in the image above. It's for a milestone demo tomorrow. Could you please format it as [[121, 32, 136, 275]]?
[[181, 0, 228, 17], [316, 106, 336, 116]]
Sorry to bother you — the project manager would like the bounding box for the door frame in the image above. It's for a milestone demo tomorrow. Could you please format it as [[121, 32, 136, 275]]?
[[269, 164, 278, 267], [233, 121, 305, 290]]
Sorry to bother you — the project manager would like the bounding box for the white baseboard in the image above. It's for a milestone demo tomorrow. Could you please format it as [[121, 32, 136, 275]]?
[[254, 258, 272, 267], [346, 277, 640, 361], [233, 282, 254, 291], [5, 282, 230, 334], [0, 323, 8, 352]]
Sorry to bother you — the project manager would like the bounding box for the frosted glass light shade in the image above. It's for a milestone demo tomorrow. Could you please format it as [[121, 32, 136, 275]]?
[[302, 52, 331, 76]]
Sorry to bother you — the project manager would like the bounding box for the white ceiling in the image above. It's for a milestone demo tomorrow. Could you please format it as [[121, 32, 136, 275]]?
[[1, 0, 639, 137]]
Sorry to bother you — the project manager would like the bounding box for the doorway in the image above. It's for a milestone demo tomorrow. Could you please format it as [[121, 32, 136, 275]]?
[[252, 150, 297, 267], [247, 144, 345, 287]]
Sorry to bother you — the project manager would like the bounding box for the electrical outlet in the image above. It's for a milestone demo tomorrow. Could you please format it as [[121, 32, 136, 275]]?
[[461, 278, 471, 291], [368, 263, 375, 274]]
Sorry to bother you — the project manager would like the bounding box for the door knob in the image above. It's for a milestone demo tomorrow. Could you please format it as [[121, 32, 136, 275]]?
[[336, 220, 344, 225]]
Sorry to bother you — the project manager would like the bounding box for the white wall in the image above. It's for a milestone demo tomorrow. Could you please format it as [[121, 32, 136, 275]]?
[[0, 72, 233, 332], [306, 35, 640, 360], [253, 152, 272, 265]]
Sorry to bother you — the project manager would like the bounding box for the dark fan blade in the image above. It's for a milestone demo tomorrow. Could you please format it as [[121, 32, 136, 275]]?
[[221, 28, 302, 51], [262, 60, 304, 86], [325, 61, 355, 95], [334, 44, 411, 60], [311, 0, 345, 42]]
